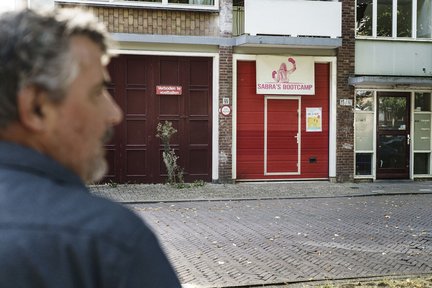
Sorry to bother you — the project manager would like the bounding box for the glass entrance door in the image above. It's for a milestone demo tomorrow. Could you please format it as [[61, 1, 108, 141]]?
[[376, 92, 410, 179]]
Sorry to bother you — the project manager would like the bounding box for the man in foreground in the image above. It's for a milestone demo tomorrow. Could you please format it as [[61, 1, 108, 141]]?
[[0, 8, 181, 287]]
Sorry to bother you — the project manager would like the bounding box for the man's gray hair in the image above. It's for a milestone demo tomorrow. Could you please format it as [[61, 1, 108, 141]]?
[[0, 8, 111, 128]]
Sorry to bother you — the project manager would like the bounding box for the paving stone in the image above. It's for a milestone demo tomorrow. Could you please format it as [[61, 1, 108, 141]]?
[[90, 183, 432, 287], [126, 195, 432, 287]]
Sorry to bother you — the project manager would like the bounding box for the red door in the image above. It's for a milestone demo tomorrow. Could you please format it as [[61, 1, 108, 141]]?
[[105, 55, 212, 183], [266, 98, 300, 174]]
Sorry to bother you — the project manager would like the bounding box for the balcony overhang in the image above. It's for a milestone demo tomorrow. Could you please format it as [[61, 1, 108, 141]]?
[[111, 33, 233, 46], [349, 76, 432, 89], [234, 35, 342, 49], [111, 33, 342, 49]]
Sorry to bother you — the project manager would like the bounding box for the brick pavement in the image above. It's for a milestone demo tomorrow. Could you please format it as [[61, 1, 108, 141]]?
[[90, 182, 432, 287], [127, 194, 432, 288]]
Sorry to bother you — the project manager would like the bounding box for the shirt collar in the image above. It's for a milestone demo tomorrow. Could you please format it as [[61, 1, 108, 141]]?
[[0, 141, 85, 186]]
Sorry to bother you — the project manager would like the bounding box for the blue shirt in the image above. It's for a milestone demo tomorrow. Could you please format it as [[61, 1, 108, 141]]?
[[0, 141, 181, 288]]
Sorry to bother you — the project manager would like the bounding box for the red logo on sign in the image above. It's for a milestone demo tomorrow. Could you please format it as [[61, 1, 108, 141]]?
[[271, 57, 297, 83]]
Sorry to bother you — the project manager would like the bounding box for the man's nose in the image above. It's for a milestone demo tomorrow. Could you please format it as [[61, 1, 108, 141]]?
[[105, 91, 123, 125]]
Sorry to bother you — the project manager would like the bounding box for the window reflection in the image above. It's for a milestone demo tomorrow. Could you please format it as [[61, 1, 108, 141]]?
[[378, 135, 406, 168], [415, 92, 431, 112], [377, 0, 393, 36], [397, 0, 412, 37], [357, 0, 373, 36], [414, 153, 430, 174], [356, 153, 373, 175], [378, 97, 407, 130], [168, 0, 214, 4], [356, 0, 432, 39], [417, 0, 432, 38], [356, 90, 374, 111]]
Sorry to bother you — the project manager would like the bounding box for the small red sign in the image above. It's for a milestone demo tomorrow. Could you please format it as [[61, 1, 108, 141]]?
[[156, 85, 182, 95]]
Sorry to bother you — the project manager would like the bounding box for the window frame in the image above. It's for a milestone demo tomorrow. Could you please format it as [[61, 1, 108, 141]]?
[[55, 0, 220, 11], [354, 90, 376, 178], [413, 92, 432, 176], [356, 0, 432, 39]]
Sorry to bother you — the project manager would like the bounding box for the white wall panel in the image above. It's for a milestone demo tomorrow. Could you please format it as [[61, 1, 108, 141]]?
[[245, 0, 341, 38], [356, 40, 432, 76]]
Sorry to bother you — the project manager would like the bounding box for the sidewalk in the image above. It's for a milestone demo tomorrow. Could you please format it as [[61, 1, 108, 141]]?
[[89, 180, 432, 203], [90, 181, 432, 288]]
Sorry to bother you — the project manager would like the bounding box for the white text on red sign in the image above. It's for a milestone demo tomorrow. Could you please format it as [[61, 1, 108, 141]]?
[[156, 85, 182, 95]]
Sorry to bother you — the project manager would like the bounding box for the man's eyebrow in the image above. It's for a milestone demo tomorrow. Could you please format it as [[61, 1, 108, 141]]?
[[90, 80, 110, 94], [98, 79, 111, 88]]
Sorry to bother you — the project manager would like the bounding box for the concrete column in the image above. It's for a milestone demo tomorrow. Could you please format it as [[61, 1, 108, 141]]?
[[219, 0, 232, 37]]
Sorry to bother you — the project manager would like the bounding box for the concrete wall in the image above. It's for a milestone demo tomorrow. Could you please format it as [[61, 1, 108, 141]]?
[[245, 0, 341, 38]]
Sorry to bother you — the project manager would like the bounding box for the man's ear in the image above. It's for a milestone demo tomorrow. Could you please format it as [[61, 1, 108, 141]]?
[[17, 86, 49, 132]]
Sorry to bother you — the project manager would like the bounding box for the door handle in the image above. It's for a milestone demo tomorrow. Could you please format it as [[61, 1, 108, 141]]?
[[407, 134, 410, 145]]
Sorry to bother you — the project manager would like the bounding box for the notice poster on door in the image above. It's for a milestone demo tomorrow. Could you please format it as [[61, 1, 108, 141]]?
[[306, 107, 322, 132]]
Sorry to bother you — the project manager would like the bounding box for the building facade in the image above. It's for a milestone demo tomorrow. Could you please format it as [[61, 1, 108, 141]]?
[[353, 0, 432, 180], [24, 0, 428, 184], [232, 0, 346, 182], [57, 0, 228, 184]]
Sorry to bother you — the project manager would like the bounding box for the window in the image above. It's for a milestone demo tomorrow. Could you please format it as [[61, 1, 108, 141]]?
[[417, 0, 432, 38], [356, 153, 373, 175], [357, 0, 373, 36], [414, 153, 430, 174], [55, 0, 217, 9], [168, 0, 214, 4], [397, 0, 412, 37], [355, 90, 374, 111], [356, 0, 432, 38], [378, 96, 407, 130], [415, 92, 431, 112], [414, 92, 432, 176], [355, 90, 375, 177], [377, 0, 392, 37]]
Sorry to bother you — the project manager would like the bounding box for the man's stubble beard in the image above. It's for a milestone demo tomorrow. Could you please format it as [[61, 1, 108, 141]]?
[[85, 127, 114, 184]]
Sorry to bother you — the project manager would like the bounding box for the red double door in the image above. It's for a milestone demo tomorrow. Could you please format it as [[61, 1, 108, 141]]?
[[105, 55, 213, 184]]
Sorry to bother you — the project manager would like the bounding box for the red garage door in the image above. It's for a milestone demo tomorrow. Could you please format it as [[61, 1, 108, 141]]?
[[105, 55, 212, 184], [237, 61, 329, 180]]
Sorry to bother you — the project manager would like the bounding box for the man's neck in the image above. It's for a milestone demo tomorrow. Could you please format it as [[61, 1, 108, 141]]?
[[0, 123, 45, 155]]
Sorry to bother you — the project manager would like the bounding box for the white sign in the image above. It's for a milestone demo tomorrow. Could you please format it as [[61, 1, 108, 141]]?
[[339, 99, 353, 106], [306, 107, 322, 132], [220, 105, 231, 116], [256, 55, 315, 95]]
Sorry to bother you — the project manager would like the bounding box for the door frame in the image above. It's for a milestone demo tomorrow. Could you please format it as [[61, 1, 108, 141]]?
[[232, 55, 337, 180], [264, 96, 301, 175], [375, 91, 411, 179], [110, 49, 220, 182]]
